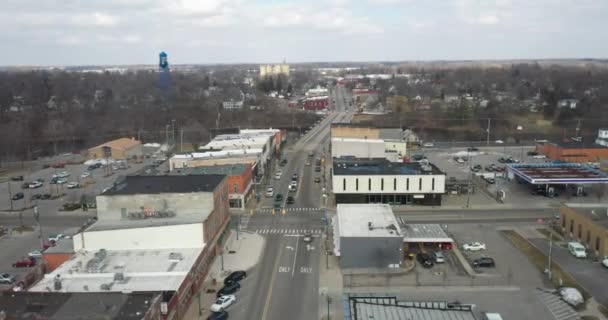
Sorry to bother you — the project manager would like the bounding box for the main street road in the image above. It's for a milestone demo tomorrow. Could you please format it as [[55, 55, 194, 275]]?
[[242, 86, 353, 320]]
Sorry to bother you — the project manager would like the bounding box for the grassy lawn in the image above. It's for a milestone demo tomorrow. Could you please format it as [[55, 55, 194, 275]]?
[[501, 230, 591, 300]]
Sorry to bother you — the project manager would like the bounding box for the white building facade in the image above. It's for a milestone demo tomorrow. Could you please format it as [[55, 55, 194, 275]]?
[[332, 159, 445, 206]]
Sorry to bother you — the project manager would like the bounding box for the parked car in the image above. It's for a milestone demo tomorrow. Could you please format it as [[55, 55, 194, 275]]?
[[288, 185, 297, 193], [280, 159, 287, 166], [274, 171, 282, 180], [533, 154, 547, 159], [315, 166, 321, 172], [463, 242, 486, 251], [467, 147, 479, 152], [81, 172, 91, 179], [433, 251, 446, 263], [305, 161, 311, 166], [48, 234, 65, 242], [13, 257, 36, 268], [207, 310, 228, 320], [497, 157, 506, 163], [423, 142, 435, 147], [567, 242, 587, 258], [210, 294, 236, 312], [527, 151, 539, 156], [0, 273, 16, 284], [216, 282, 241, 297], [21, 182, 30, 189], [52, 171, 70, 178], [484, 165, 495, 172], [11, 192, 24, 201], [28, 250, 43, 258], [265, 187, 274, 197], [292, 173, 298, 180], [417, 253, 434, 268], [61, 202, 80, 211], [30, 194, 42, 201], [275, 194, 283, 202], [286, 196, 295, 204], [302, 234, 313, 243], [472, 257, 495, 268], [66, 182, 79, 189], [29, 181, 43, 189], [42, 241, 56, 250], [494, 140, 504, 144], [224, 271, 247, 285], [314, 177, 321, 183], [56, 178, 68, 185], [40, 193, 52, 200], [602, 257, 608, 268], [485, 177, 496, 184], [411, 154, 426, 161], [10, 176, 24, 181]]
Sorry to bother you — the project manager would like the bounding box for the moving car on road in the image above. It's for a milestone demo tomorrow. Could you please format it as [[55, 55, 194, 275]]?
[[302, 234, 313, 243], [275, 194, 283, 202], [423, 142, 435, 147], [286, 196, 295, 204], [48, 234, 65, 242], [472, 257, 495, 268], [210, 295, 236, 312], [274, 171, 282, 180], [602, 257, 608, 268], [265, 187, 274, 197], [314, 177, 321, 183], [10, 176, 24, 181], [463, 242, 486, 251]]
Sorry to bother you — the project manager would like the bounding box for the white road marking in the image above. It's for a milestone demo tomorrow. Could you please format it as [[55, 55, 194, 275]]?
[[291, 236, 299, 277]]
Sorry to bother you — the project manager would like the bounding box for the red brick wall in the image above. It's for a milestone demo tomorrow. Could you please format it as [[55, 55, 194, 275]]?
[[537, 143, 608, 162]]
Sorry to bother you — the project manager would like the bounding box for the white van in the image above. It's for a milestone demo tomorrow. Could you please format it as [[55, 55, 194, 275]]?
[[568, 242, 587, 258]]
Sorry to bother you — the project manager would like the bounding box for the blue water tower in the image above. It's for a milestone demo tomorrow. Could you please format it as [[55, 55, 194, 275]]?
[[158, 51, 170, 91]]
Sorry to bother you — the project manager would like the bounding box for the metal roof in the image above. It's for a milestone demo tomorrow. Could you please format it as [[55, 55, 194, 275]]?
[[333, 159, 444, 176], [345, 295, 477, 320], [508, 163, 608, 184], [399, 223, 454, 243]]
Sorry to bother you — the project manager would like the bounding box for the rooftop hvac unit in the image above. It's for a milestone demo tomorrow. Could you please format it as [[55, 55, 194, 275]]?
[[169, 252, 183, 261], [114, 273, 125, 281], [53, 275, 62, 291]]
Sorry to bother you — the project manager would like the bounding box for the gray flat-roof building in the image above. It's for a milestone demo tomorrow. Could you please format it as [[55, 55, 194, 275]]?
[[333, 204, 403, 269]]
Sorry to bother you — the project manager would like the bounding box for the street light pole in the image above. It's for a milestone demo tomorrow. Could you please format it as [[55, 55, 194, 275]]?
[[547, 222, 554, 280], [326, 296, 332, 320]]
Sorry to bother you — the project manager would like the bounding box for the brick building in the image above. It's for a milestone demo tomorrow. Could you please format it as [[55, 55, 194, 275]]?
[[536, 140, 608, 163], [559, 203, 608, 257]]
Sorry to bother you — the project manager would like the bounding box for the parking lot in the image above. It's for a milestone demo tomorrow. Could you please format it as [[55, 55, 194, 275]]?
[[0, 153, 165, 291]]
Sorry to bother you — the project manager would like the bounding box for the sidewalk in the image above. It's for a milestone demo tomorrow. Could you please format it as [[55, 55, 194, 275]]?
[[181, 231, 266, 320], [318, 233, 344, 320]]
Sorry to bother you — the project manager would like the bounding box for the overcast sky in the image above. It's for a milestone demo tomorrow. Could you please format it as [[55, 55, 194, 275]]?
[[2, 0, 607, 66]]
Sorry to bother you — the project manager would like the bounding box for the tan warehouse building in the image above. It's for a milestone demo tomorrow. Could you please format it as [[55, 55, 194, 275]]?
[[88, 137, 142, 160], [559, 203, 608, 257]]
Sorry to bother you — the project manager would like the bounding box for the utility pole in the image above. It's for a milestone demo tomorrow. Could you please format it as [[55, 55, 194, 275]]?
[[486, 118, 491, 146], [34, 205, 43, 249], [180, 128, 184, 153], [165, 125, 170, 149], [171, 119, 176, 146], [8, 181, 13, 211]]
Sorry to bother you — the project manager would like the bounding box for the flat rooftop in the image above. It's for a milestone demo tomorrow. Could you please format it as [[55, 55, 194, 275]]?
[[508, 163, 608, 184], [337, 204, 401, 238], [30, 247, 202, 293], [345, 295, 477, 320], [564, 204, 608, 228], [86, 218, 203, 232], [104, 174, 225, 195], [0, 291, 159, 320], [542, 140, 608, 149], [399, 223, 453, 243], [332, 137, 384, 143], [169, 163, 250, 176], [333, 159, 444, 176]]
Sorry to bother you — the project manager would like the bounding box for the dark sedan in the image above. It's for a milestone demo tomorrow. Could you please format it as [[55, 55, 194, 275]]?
[[224, 270, 247, 285]]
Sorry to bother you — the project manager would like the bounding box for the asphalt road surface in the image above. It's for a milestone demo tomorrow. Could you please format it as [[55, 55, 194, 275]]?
[[242, 88, 353, 320]]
